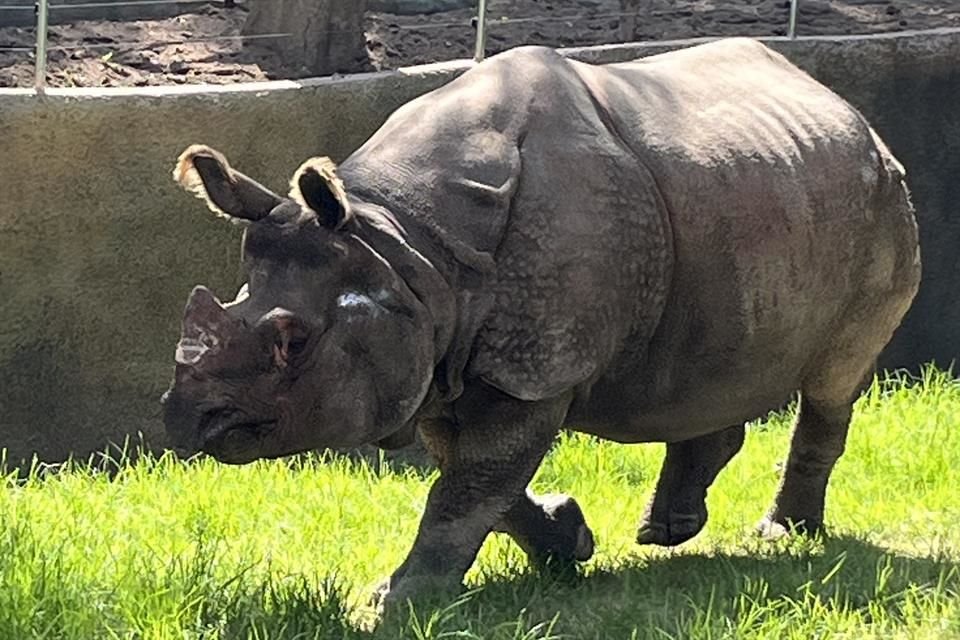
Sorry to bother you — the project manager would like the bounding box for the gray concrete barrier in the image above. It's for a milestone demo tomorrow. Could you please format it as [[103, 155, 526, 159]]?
[[1, 29, 958, 467]]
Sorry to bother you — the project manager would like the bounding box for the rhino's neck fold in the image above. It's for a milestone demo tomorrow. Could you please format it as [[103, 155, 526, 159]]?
[[345, 185, 497, 285], [352, 199, 495, 405], [351, 202, 457, 365]]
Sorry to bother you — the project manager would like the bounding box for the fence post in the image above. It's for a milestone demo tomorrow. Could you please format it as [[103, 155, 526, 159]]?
[[788, 0, 799, 39], [34, 0, 49, 94], [474, 0, 488, 62]]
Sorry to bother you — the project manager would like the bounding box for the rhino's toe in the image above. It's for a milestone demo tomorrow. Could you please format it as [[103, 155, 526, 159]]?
[[573, 520, 595, 561], [636, 520, 670, 546], [637, 510, 706, 547]]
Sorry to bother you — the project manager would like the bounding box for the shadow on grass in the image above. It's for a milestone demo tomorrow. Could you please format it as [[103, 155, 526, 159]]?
[[215, 534, 960, 639]]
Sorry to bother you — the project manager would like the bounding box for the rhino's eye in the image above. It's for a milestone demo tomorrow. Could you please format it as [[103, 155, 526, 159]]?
[[275, 323, 310, 355], [286, 334, 309, 356]]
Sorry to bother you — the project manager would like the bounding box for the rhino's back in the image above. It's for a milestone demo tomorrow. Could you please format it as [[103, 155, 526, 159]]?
[[576, 38, 869, 174]]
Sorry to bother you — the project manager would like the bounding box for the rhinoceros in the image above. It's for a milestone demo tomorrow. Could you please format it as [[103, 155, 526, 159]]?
[[162, 38, 920, 606]]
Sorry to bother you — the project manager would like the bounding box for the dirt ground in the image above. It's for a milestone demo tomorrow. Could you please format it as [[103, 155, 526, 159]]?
[[1, 0, 960, 88]]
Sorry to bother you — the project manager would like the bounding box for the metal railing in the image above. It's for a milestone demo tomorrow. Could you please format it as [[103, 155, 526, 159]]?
[[474, 0, 487, 62], [1, 0, 809, 94]]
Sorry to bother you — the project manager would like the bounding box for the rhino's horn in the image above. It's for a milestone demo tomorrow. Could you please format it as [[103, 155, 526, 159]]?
[[176, 286, 241, 366]]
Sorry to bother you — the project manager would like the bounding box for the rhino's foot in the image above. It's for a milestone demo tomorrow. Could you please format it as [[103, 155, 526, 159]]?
[[542, 495, 596, 563], [636, 504, 707, 547], [371, 573, 463, 617], [496, 492, 595, 567]]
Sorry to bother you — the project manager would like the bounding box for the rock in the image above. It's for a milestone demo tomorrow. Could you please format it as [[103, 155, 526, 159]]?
[[124, 50, 163, 72], [713, 9, 760, 24]]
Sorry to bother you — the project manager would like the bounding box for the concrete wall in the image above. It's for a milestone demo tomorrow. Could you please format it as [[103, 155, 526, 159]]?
[[1, 29, 958, 466]]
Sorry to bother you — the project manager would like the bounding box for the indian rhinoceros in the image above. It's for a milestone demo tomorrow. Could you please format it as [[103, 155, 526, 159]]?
[[161, 38, 921, 606]]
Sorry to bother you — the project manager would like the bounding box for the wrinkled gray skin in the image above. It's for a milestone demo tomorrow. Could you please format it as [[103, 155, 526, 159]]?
[[162, 39, 920, 609]]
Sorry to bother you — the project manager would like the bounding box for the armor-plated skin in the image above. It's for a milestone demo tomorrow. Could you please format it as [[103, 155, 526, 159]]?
[[161, 39, 920, 608]]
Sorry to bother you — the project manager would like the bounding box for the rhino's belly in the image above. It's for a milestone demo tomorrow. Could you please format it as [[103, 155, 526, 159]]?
[[570, 378, 797, 443], [565, 266, 849, 442]]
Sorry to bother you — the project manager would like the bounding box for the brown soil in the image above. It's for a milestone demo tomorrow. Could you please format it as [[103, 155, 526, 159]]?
[[2, 0, 959, 89]]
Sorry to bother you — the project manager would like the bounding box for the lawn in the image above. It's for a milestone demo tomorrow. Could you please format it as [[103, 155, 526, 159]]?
[[1, 368, 958, 639]]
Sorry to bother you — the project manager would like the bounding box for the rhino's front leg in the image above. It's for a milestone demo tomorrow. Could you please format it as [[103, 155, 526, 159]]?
[[375, 384, 571, 610]]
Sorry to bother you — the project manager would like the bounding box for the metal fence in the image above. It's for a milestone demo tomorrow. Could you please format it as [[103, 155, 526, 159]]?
[[0, 0, 803, 94]]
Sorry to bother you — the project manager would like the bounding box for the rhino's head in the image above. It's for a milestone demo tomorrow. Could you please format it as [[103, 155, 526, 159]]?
[[161, 145, 438, 464]]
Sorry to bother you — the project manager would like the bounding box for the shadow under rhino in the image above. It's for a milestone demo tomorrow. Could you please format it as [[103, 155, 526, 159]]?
[[422, 535, 960, 629], [208, 535, 959, 636]]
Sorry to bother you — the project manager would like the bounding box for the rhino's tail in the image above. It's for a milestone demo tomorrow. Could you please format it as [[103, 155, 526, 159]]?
[[868, 126, 906, 185], [865, 125, 920, 287]]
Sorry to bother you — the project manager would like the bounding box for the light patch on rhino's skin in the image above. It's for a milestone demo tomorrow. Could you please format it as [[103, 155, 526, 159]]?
[[175, 331, 220, 365], [371, 288, 393, 303], [337, 292, 381, 317], [336, 289, 394, 318]]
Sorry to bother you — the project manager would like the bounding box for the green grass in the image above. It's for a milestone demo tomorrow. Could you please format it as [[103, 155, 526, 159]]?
[[2, 368, 959, 639]]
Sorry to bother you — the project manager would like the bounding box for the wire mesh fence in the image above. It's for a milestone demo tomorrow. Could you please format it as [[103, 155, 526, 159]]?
[[0, 0, 955, 92]]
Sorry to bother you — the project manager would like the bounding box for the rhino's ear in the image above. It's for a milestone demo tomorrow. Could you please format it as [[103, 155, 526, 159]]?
[[174, 145, 283, 222], [290, 157, 353, 230]]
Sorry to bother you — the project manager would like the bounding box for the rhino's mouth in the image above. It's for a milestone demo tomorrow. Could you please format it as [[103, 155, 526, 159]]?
[[199, 408, 278, 449]]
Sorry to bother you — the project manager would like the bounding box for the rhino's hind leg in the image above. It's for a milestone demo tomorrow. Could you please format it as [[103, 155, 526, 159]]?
[[761, 275, 911, 538], [758, 394, 853, 538], [637, 425, 745, 546], [494, 490, 595, 567]]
